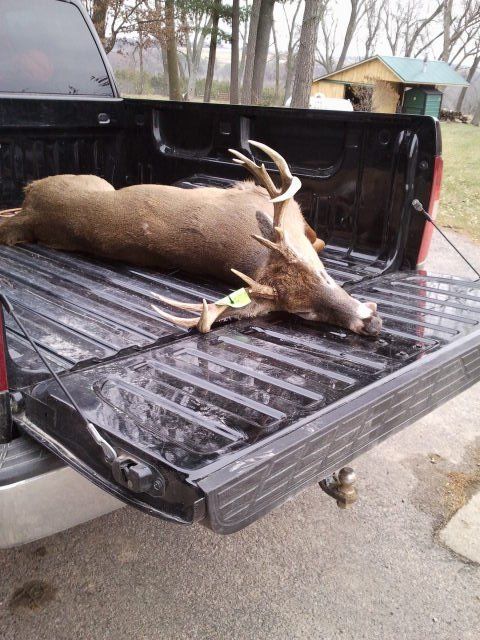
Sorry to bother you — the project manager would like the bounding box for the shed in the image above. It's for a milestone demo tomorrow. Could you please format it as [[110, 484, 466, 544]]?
[[403, 87, 443, 117], [311, 55, 469, 114]]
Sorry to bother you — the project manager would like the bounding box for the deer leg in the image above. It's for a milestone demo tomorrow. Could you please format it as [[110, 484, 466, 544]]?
[[304, 222, 325, 253], [0, 212, 35, 246]]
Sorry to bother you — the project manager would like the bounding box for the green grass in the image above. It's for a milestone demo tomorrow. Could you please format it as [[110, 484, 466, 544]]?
[[439, 122, 480, 242]]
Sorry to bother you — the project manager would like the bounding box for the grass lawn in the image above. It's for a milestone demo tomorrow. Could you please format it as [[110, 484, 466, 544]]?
[[439, 122, 480, 242]]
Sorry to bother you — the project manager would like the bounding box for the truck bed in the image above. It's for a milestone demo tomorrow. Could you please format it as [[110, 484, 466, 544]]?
[[3, 243, 480, 532]]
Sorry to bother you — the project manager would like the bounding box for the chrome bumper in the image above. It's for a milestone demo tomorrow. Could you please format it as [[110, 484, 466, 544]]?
[[0, 464, 122, 548]]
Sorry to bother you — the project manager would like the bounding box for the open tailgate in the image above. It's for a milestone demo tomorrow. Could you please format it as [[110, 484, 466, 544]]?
[[3, 245, 480, 533]]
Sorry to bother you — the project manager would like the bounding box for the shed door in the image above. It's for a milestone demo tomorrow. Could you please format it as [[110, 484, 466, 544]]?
[[403, 89, 425, 115], [424, 94, 442, 118]]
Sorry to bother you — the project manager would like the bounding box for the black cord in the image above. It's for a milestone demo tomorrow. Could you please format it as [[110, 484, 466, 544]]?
[[412, 199, 480, 281], [0, 293, 87, 417], [0, 291, 116, 461]]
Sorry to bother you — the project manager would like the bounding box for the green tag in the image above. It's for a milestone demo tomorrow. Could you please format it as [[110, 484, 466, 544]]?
[[215, 287, 251, 308]]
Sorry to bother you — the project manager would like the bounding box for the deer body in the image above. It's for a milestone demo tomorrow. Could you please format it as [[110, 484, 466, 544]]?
[[5, 175, 315, 284], [0, 141, 382, 336]]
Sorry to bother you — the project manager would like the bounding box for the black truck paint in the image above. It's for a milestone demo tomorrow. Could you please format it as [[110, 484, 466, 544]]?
[[1, 0, 479, 534]]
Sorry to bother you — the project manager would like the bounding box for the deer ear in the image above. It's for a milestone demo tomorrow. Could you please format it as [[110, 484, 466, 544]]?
[[365, 302, 377, 312]]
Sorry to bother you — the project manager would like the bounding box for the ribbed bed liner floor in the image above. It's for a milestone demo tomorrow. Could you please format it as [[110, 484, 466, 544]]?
[[3, 243, 480, 473]]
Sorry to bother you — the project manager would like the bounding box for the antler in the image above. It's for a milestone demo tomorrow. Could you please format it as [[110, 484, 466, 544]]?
[[229, 140, 301, 232], [151, 294, 228, 334], [230, 269, 276, 299]]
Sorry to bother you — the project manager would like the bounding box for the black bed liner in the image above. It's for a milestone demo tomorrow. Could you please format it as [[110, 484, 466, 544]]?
[[3, 244, 480, 532]]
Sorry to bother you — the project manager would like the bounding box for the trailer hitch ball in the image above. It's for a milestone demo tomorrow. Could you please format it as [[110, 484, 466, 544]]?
[[319, 467, 358, 509]]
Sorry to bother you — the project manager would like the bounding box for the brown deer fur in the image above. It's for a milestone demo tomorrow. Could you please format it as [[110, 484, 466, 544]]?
[[0, 143, 382, 336]]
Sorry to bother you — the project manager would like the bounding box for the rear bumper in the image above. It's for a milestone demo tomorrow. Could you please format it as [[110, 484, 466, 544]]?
[[0, 438, 122, 548]]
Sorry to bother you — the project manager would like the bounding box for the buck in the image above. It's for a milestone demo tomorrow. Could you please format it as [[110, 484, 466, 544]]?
[[0, 141, 381, 336]]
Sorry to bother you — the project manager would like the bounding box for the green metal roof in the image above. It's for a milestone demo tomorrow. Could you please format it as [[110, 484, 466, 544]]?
[[379, 56, 469, 86], [314, 55, 469, 87]]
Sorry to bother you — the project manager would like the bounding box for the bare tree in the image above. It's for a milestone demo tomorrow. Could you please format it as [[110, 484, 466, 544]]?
[[364, 0, 384, 58], [440, 0, 480, 63], [251, 0, 276, 105], [382, 1, 443, 58], [405, 2, 443, 57], [291, 0, 325, 108], [336, 0, 367, 70], [382, 2, 403, 55], [316, 2, 337, 74], [272, 22, 281, 104], [184, 7, 212, 100], [239, 0, 250, 85], [241, 0, 262, 103], [85, 0, 144, 54], [456, 53, 479, 110], [473, 98, 480, 124], [230, 0, 240, 103], [283, 0, 302, 104], [442, 0, 454, 60], [131, 7, 153, 94], [164, 0, 182, 100], [204, 0, 222, 102]]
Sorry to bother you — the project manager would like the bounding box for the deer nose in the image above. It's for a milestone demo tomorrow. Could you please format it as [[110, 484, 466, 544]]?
[[361, 314, 382, 336]]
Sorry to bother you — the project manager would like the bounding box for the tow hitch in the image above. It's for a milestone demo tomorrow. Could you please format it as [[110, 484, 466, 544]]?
[[319, 467, 358, 508]]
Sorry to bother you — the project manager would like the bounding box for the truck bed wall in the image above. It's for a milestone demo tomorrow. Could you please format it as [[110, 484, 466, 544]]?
[[0, 96, 439, 272]]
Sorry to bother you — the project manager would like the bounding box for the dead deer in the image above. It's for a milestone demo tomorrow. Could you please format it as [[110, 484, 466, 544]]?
[[0, 141, 381, 336]]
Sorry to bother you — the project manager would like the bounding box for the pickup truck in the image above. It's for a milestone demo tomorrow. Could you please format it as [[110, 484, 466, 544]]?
[[2, 0, 480, 546]]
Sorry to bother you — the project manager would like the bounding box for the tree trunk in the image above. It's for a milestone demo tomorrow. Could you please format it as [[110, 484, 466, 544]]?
[[91, 0, 108, 45], [164, 0, 182, 101], [241, 0, 261, 103], [336, 0, 359, 70], [186, 17, 212, 100], [283, 50, 296, 105], [272, 24, 280, 105], [204, 0, 221, 103], [456, 56, 479, 112], [283, 0, 301, 105], [178, 53, 187, 84], [160, 39, 169, 95], [291, 0, 323, 108], [442, 0, 453, 61], [230, 0, 240, 103], [472, 100, 480, 126], [138, 40, 144, 94], [251, 0, 276, 106], [239, 1, 249, 86]]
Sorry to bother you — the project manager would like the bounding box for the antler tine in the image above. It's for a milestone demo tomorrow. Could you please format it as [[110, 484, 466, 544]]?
[[151, 292, 204, 312], [231, 268, 276, 299], [247, 141, 302, 230], [270, 175, 302, 230], [152, 298, 227, 334], [248, 140, 293, 188], [229, 148, 278, 198], [151, 305, 200, 329]]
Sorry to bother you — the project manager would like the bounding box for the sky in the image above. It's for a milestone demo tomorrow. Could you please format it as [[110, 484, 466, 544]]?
[[270, 0, 447, 63]]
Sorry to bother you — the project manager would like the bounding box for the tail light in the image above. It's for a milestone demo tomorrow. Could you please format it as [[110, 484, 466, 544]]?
[[416, 155, 443, 266]]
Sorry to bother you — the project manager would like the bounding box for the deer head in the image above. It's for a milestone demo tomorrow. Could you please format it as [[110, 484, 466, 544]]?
[[152, 141, 382, 336]]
